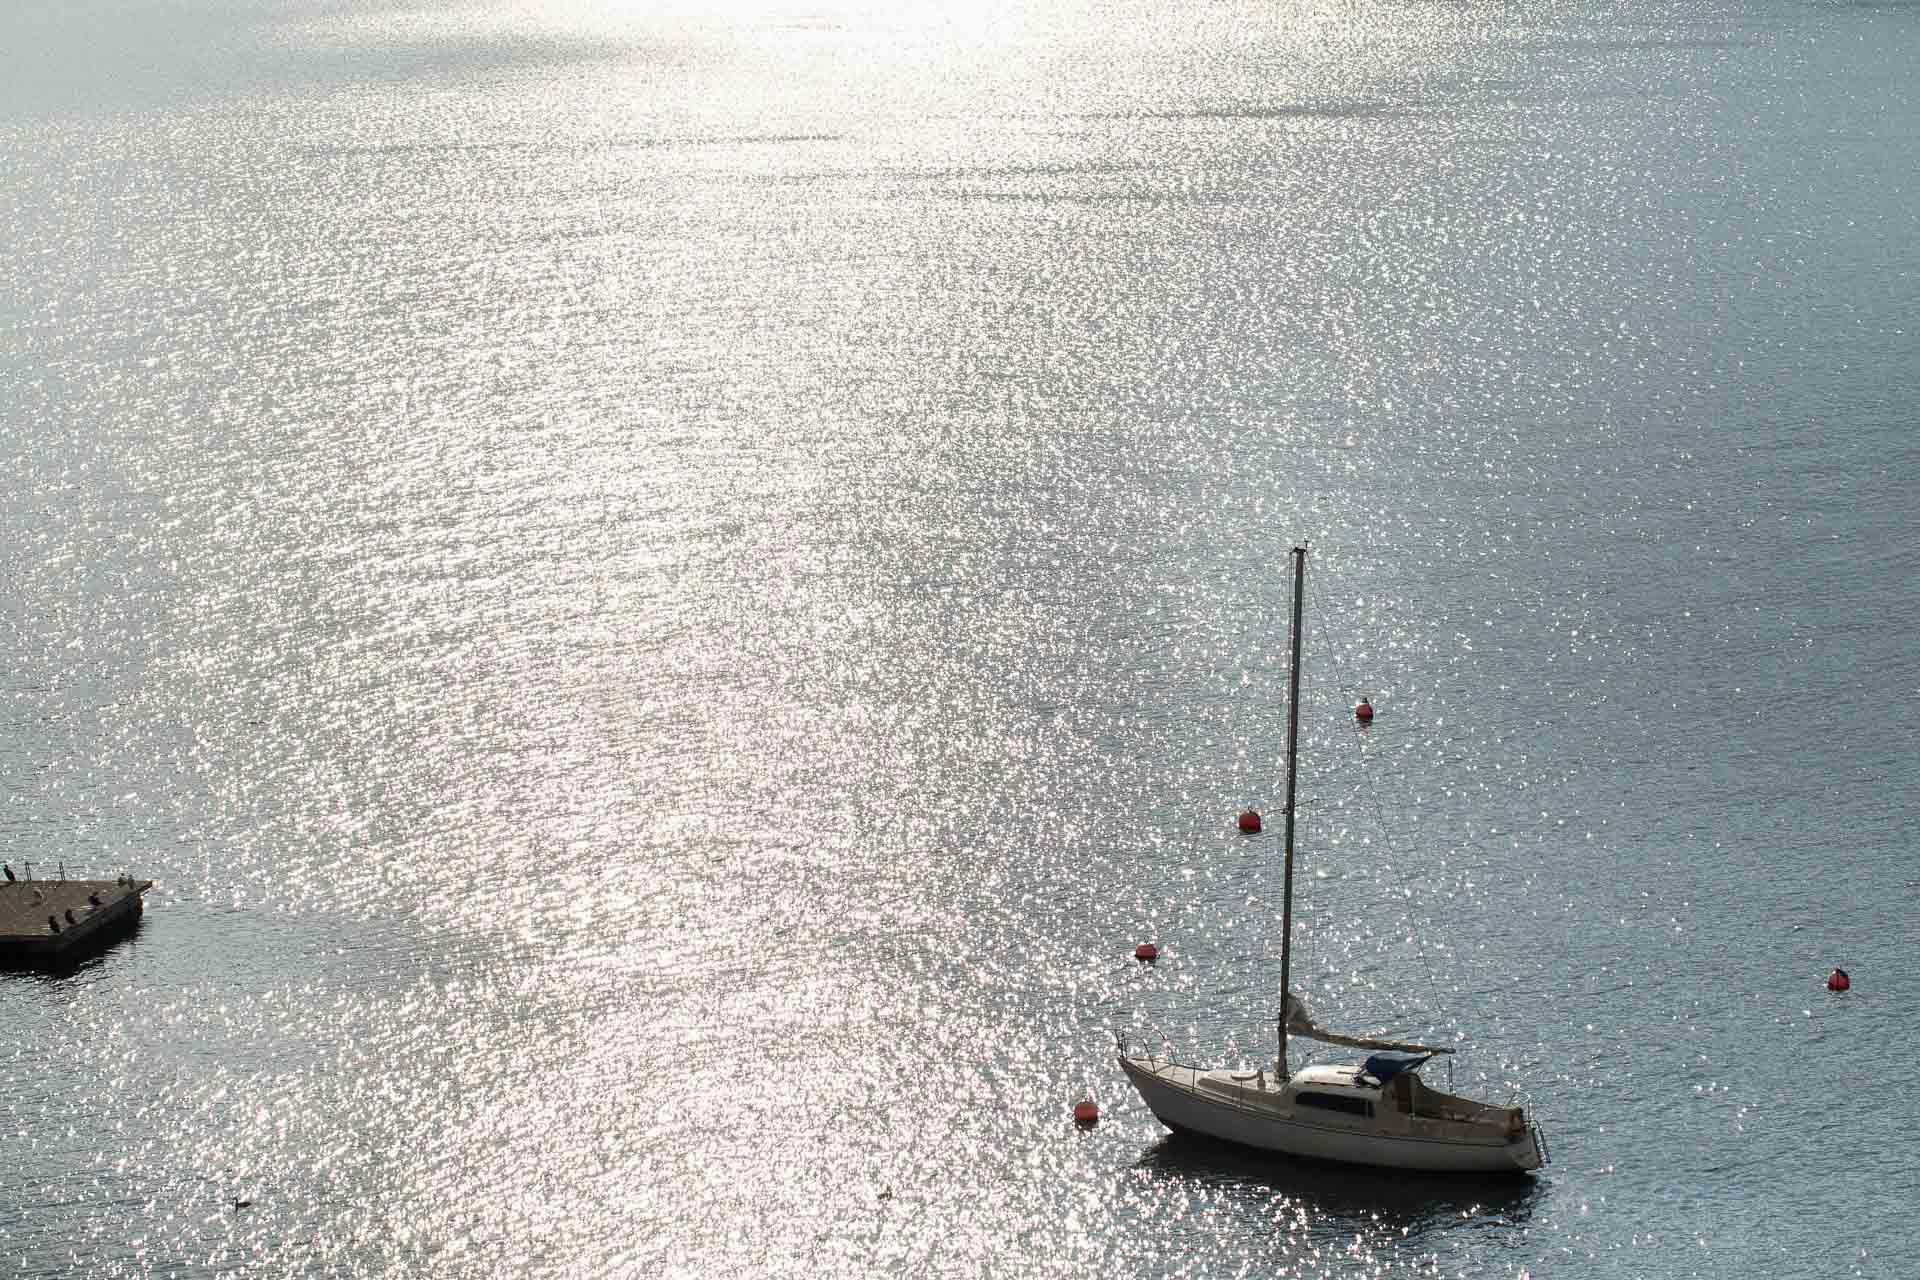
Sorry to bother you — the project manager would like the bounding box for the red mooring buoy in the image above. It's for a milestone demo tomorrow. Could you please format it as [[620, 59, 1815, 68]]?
[[1827, 968, 1850, 992], [1237, 810, 1262, 833], [1355, 699, 1375, 722], [1073, 1099, 1100, 1126], [1134, 941, 1159, 962]]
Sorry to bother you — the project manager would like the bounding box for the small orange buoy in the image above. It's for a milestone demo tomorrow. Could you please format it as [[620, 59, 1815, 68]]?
[[1237, 810, 1262, 833], [1072, 1099, 1100, 1126], [1827, 968, 1850, 992], [1355, 700, 1374, 722], [1134, 941, 1159, 962]]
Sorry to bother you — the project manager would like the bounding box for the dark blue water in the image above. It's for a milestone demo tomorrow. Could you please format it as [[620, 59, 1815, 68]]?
[[3, 2, 1917, 1276]]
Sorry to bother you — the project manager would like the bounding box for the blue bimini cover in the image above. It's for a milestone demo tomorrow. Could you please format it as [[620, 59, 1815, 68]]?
[[1362, 1052, 1434, 1084]]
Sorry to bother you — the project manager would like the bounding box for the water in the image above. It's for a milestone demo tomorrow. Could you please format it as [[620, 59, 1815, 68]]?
[[3, 1, 1917, 1275]]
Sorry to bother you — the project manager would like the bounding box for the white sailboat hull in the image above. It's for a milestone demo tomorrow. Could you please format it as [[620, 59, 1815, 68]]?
[[1119, 1054, 1545, 1175]]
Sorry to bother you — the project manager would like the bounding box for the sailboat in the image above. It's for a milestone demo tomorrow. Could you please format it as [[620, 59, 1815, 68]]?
[[1116, 545, 1547, 1175]]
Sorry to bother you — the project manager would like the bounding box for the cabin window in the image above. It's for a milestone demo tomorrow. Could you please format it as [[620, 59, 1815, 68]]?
[[1295, 1091, 1373, 1119]]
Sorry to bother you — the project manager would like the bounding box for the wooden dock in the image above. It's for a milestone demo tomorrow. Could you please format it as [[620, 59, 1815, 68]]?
[[0, 876, 152, 968]]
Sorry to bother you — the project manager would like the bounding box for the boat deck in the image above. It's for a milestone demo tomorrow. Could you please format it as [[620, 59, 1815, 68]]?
[[0, 877, 152, 968]]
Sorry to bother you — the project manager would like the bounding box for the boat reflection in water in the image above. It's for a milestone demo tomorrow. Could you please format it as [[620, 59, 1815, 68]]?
[[1129, 1131, 1542, 1260]]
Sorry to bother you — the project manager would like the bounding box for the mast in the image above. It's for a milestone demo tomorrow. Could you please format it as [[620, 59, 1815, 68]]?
[[1275, 544, 1307, 1075]]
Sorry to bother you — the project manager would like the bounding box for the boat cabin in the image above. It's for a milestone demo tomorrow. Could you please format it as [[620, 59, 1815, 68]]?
[[1287, 1065, 1384, 1119], [1286, 1056, 1529, 1141]]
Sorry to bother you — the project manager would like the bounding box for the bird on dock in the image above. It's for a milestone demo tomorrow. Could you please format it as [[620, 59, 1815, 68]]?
[[64, 908, 77, 925], [4, 864, 13, 882], [47, 915, 60, 933], [89, 891, 102, 906]]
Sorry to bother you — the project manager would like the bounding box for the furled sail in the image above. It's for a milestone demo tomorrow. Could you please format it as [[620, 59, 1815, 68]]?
[[1283, 992, 1455, 1056]]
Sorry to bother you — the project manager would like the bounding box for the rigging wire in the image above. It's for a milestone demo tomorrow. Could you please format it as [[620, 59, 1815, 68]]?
[[1288, 591, 1320, 1013], [1307, 584, 1455, 1082]]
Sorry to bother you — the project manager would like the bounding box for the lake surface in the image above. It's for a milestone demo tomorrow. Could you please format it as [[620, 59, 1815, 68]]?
[[3, 1, 1918, 1276]]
